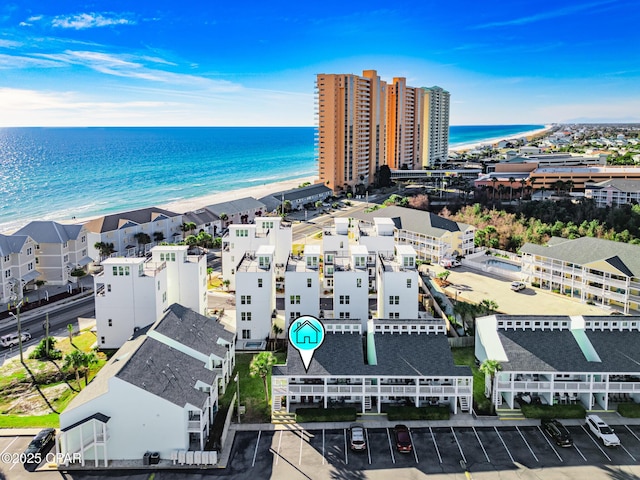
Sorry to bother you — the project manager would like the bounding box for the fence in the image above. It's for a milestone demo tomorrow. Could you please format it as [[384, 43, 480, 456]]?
[[448, 336, 475, 348]]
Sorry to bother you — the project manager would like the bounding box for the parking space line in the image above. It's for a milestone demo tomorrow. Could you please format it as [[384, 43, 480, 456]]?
[[275, 430, 283, 465], [0, 436, 18, 454], [386, 428, 396, 464], [581, 425, 611, 462], [322, 429, 325, 465], [451, 427, 466, 464], [625, 425, 640, 443], [252, 431, 261, 467], [365, 428, 372, 465], [572, 441, 588, 462], [536, 426, 563, 462], [409, 428, 419, 463], [621, 444, 636, 462], [494, 426, 515, 463], [472, 426, 491, 463], [344, 428, 348, 465], [299, 429, 304, 465], [516, 426, 538, 462], [429, 427, 442, 463]]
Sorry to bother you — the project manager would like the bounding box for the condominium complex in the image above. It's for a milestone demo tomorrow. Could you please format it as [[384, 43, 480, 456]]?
[[316, 70, 450, 191]]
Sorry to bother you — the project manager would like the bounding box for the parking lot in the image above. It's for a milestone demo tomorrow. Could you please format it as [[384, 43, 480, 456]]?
[[227, 423, 640, 479]]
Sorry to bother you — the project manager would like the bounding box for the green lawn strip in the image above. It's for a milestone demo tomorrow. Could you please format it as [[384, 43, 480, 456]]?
[[521, 404, 586, 419], [451, 347, 491, 413], [296, 407, 357, 423], [386, 405, 450, 421], [0, 413, 59, 429], [618, 403, 640, 418]]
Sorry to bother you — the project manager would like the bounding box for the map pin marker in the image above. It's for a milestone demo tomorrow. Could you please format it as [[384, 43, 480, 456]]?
[[288, 315, 325, 373]]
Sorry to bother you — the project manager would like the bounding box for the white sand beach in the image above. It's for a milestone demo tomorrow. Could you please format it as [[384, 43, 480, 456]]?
[[449, 125, 554, 153]]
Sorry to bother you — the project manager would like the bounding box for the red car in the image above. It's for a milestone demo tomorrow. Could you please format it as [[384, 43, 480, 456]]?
[[393, 424, 412, 453]]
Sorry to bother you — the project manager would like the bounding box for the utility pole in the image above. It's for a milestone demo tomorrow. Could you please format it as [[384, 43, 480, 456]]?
[[45, 313, 50, 358]]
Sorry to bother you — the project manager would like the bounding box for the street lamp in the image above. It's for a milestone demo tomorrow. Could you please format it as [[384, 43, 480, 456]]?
[[8, 299, 24, 365]]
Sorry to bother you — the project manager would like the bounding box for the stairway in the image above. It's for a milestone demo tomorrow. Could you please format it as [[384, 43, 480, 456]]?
[[459, 396, 470, 412], [496, 409, 526, 421], [271, 411, 297, 424]]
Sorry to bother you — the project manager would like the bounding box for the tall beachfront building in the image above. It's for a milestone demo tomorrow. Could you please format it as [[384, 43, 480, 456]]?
[[386, 77, 424, 170], [316, 70, 450, 191], [316, 70, 387, 192], [422, 86, 451, 167]]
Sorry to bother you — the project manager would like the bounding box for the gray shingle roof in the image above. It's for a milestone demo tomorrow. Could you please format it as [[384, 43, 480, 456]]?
[[585, 330, 640, 373], [273, 332, 471, 378], [260, 183, 332, 206], [205, 197, 266, 217], [351, 205, 470, 238], [153, 304, 234, 359], [521, 236, 640, 277], [15, 221, 83, 243], [588, 179, 640, 192], [0, 234, 29, 256], [182, 209, 220, 226], [116, 337, 216, 408], [84, 207, 180, 233]]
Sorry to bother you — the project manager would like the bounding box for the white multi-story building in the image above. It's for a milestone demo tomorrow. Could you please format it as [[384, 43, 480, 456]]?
[[14, 221, 91, 285], [150, 245, 207, 316], [284, 245, 321, 328], [58, 304, 235, 467], [221, 217, 291, 290], [476, 314, 640, 412], [0, 234, 37, 303], [94, 257, 168, 349], [585, 179, 640, 208], [205, 197, 267, 227], [85, 207, 183, 260], [272, 319, 473, 415], [520, 236, 640, 314], [377, 245, 419, 319], [235, 245, 276, 343], [421, 86, 450, 167], [332, 245, 370, 325]]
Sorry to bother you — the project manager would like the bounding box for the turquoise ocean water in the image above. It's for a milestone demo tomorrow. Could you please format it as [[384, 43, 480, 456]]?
[[0, 125, 543, 232]]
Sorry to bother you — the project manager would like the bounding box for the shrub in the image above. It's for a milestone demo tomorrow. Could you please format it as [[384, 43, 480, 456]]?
[[618, 403, 640, 418], [29, 337, 62, 360], [386, 405, 450, 421], [520, 404, 585, 419], [295, 407, 357, 423]]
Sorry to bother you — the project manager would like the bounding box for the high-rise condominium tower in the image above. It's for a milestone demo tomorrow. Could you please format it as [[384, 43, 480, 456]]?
[[421, 86, 450, 167], [316, 70, 386, 192], [386, 77, 424, 170]]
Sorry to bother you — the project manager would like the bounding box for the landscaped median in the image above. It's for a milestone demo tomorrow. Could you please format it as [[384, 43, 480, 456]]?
[[520, 404, 586, 419], [618, 403, 640, 418]]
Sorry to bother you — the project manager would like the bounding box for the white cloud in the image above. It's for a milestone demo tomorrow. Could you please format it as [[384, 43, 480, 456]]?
[[51, 12, 135, 30], [0, 39, 21, 48], [0, 53, 64, 68]]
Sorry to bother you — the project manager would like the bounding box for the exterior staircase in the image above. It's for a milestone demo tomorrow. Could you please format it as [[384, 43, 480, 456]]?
[[496, 408, 526, 421], [271, 411, 296, 424], [458, 396, 470, 412]]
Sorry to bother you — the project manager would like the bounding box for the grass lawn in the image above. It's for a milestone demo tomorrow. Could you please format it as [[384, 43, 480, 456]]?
[[0, 414, 59, 428], [452, 346, 492, 414]]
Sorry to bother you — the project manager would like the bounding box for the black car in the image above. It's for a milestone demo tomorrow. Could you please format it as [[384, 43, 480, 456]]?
[[541, 418, 573, 447], [393, 424, 413, 453], [23, 428, 55, 466]]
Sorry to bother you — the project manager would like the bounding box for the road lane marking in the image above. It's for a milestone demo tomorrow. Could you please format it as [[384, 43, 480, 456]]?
[[344, 428, 348, 465], [620, 444, 636, 462], [494, 427, 515, 463], [0, 436, 18, 455], [252, 431, 261, 467], [625, 425, 640, 443], [536, 426, 563, 462], [322, 429, 325, 465], [365, 428, 372, 465], [430, 427, 442, 463], [516, 426, 538, 462], [409, 428, 419, 463], [386, 428, 396, 464], [275, 430, 283, 465], [472, 426, 490, 463], [299, 429, 304, 465], [451, 427, 466, 464]]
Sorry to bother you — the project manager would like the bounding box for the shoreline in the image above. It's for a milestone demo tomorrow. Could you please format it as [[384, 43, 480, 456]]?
[[449, 125, 553, 153]]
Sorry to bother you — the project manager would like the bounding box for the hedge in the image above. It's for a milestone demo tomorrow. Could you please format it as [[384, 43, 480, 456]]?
[[618, 403, 640, 418], [386, 405, 450, 421], [295, 407, 357, 423], [520, 404, 586, 419]]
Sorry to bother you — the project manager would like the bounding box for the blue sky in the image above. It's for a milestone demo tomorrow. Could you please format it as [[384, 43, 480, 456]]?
[[0, 0, 638, 126]]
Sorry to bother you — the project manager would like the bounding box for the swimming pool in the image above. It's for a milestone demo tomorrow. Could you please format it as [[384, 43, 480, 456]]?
[[486, 258, 522, 272]]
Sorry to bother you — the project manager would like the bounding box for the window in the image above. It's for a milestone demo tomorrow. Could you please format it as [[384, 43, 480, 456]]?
[[82, 249, 87, 256], [306, 256, 318, 267], [290, 295, 301, 305], [4, 270, 10, 278], [81, 235, 86, 243], [290, 312, 301, 320], [259, 256, 269, 267], [339, 295, 350, 305], [339, 312, 351, 319], [236, 229, 249, 237], [162, 292, 167, 302], [63, 241, 68, 248], [262, 221, 274, 229], [403, 256, 414, 267], [35, 257, 39, 264], [35, 244, 40, 250], [27, 262, 33, 270], [241, 295, 251, 305], [108, 319, 112, 327], [26, 247, 32, 256], [355, 256, 365, 267], [241, 312, 252, 321], [307, 278, 312, 288], [101, 336, 105, 344], [407, 279, 412, 288], [158, 281, 160, 291], [3, 255, 9, 262], [390, 312, 400, 319], [107, 284, 111, 292], [258, 278, 263, 288], [113, 266, 118, 276], [389, 295, 400, 305], [242, 329, 251, 339], [356, 278, 362, 288]]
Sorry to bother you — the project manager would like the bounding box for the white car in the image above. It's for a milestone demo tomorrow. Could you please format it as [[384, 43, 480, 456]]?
[[0, 332, 31, 348], [511, 281, 526, 291], [586, 414, 620, 446]]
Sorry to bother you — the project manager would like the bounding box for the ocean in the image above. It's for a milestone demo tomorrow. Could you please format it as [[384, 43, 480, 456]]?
[[0, 125, 543, 233]]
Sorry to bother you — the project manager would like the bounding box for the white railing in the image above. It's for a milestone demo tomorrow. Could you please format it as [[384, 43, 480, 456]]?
[[608, 382, 640, 392]]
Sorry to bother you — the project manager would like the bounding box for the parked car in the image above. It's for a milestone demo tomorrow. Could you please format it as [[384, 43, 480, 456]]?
[[440, 259, 461, 268], [511, 281, 526, 292], [23, 428, 55, 465], [349, 423, 366, 451], [393, 424, 413, 453], [586, 414, 620, 446], [0, 332, 31, 348], [541, 418, 573, 447]]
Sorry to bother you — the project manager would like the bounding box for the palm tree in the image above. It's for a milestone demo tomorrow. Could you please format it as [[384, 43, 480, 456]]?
[[94, 242, 115, 261], [181, 222, 197, 234], [134, 232, 151, 247], [249, 351, 276, 404], [153, 231, 165, 243], [565, 179, 575, 194], [528, 177, 537, 198], [479, 359, 502, 413], [519, 178, 527, 201], [490, 177, 498, 200], [219, 213, 228, 226], [553, 179, 565, 196], [67, 323, 74, 342], [63, 350, 97, 389], [508, 177, 516, 200], [479, 299, 499, 314], [271, 323, 283, 350]]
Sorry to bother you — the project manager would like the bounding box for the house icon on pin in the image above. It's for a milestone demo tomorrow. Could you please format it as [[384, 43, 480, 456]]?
[[294, 319, 321, 346]]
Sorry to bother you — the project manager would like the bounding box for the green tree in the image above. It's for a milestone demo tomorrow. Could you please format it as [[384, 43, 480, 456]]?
[[134, 232, 151, 246], [479, 299, 499, 314], [479, 359, 502, 413], [249, 352, 276, 404], [63, 350, 98, 389], [153, 231, 165, 242], [508, 177, 516, 200], [67, 323, 74, 342], [181, 222, 197, 234], [377, 165, 392, 188], [94, 242, 115, 260]]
